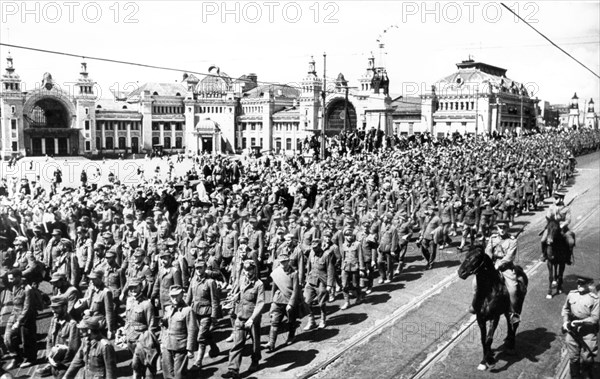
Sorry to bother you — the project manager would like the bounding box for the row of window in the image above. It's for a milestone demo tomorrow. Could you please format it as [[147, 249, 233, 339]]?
[[238, 122, 263, 131], [273, 122, 300, 131], [195, 105, 229, 114], [151, 136, 183, 149], [4, 82, 20, 91], [100, 121, 141, 131], [436, 101, 476, 111], [151, 122, 183, 131], [153, 105, 184, 114], [242, 106, 264, 113]]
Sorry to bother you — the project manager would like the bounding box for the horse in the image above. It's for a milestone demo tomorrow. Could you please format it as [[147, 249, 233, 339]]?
[[458, 246, 528, 371], [544, 219, 573, 299]]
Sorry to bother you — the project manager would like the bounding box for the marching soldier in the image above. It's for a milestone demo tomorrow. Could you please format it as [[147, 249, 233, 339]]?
[[223, 260, 265, 379], [152, 250, 182, 314], [161, 285, 198, 379], [36, 296, 81, 379], [267, 252, 300, 352], [3, 268, 38, 369], [561, 276, 599, 379], [49, 272, 80, 318], [303, 238, 335, 330], [186, 259, 220, 370], [30, 224, 48, 263], [77, 270, 116, 339], [118, 278, 160, 379], [64, 315, 117, 379], [340, 228, 365, 310], [377, 213, 398, 283]]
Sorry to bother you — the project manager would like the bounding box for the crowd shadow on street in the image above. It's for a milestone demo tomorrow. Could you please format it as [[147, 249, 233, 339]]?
[[490, 327, 556, 373], [261, 348, 319, 373]]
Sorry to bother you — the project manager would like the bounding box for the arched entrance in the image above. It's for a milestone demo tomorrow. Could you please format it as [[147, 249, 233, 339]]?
[[23, 95, 78, 156], [325, 98, 357, 136]]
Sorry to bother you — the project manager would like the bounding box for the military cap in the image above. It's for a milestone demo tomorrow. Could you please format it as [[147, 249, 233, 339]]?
[[194, 258, 207, 268], [554, 190, 567, 198], [249, 216, 258, 223], [169, 285, 184, 296], [166, 239, 177, 247], [576, 276, 594, 285], [14, 236, 28, 245], [133, 248, 146, 257], [128, 278, 142, 288], [277, 227, 286, 235], [77, 316, 102, 331], [52, 229, 62, 236], [102, 231, 113, 238], [197, 241, 209, 249], [311, 238, 321, 245], [33, 224, 44, 232], [88, 270, 104, 280], [76, 226, 86, 234], [322, 229, 333, 238], [93, 242, 105, 250], [278, 252, 290, 261], [50, 272, 67, 283], [495, 220, 509, 228], [159, 250, 171, 258], [105, 250, 116, 258], [343, 228, 354, 236], [50, 296, 68, 308], [243, 260, 257, 270], [239, 235, 249, 243], [222, 215, 232, 223]]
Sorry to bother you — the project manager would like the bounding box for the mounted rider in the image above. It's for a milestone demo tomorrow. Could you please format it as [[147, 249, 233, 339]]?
[[540, 189, 575, 262], [470, 220, 520, 324]]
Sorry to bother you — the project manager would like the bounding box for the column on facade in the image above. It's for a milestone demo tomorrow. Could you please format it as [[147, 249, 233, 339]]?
[[159, 123, 164, 146], [54, 138, 58, 153], [101, 122, 106, 148], [127, 122, 132, 148], [171, 122, 176, 149], [114, 121, 118, 150]]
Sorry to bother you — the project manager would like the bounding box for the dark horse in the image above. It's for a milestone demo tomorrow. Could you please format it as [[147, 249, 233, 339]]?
[[544, 219, 573, 299], [458, 246, 528, 371]]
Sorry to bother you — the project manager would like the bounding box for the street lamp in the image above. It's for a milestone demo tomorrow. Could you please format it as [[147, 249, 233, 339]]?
[[321, 52, 327, 160]]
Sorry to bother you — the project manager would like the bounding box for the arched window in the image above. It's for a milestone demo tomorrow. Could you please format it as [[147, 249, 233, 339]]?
[[153, 92, 159, 96], [175, 137, 182, 148], [152, 136, 160, 146], [164, 137, 171, 149], [118, 137, 126, 149], [122, 105, 128, 110], [105, 136, 114, 149]]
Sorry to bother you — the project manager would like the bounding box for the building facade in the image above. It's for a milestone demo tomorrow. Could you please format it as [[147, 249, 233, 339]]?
[[393, 59, 539, 137]]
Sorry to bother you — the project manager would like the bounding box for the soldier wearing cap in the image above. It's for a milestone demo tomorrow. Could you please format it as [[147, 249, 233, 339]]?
[[220, 215, 239, 285], [395, 213, 413, 274], [458, 195, 478, 251], [161, 284, 198, 379], [152, 250, 182, 313], [77, 270, 116, 339], [356, 218, 377, 294], [43, 228, 63, 273], [419, 206, 442, 271], [340, 228, 365, 310], [118, 278, 159, 379], [303, 237, 335, 330], [377, 213, 398, 283], [541, 189, 573, 262], [224, 260, 265, 378], [186, 259, 220, 370], [64, 316, 117, 379], [103, 250, 125, 313], [50, 272, 80, 317], [30, 224, 48, 263], [121, 248, 154, 301], [74, 226, 92, 287], [562, 276, 599, 379], [36, 296, 81, 379], [267, 251, 300, 351], [4, 268, 38, 369], [247, 216, 265, 264], [102, 231, 123, 266], [470, 220, 520, 324]]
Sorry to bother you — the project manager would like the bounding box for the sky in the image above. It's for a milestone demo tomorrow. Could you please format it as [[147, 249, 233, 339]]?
[[1, 0, 598, 108]]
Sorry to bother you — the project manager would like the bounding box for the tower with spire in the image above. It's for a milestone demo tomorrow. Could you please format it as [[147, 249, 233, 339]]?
[[74, 61, 98, 154], [0, 53, 25, 158], [299, 56, 322, 133], [567, 92, 580, 130], [585, 98, 598, 129]]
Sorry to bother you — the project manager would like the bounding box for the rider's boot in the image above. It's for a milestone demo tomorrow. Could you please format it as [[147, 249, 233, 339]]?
[[540, 241, 548, 262]]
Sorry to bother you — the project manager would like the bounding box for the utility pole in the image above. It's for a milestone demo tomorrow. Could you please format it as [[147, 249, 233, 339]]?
[[475, 88, 479, 140], [321, 52, 327, 160]]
